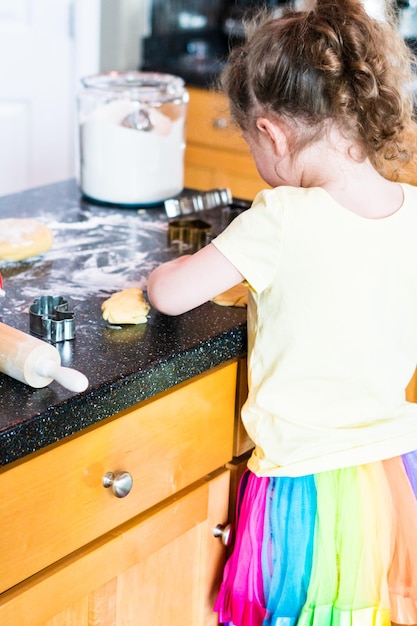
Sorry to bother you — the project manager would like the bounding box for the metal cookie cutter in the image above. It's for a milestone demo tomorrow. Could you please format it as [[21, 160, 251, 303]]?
[[164, 188, 233, 218], [29, 295, 75, 342]]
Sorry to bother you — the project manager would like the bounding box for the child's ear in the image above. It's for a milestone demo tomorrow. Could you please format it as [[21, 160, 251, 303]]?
[[256, 117, 289, 156]]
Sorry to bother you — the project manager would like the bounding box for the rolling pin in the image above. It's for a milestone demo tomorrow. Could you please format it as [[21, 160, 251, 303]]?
[[0, 321, 88, 392]]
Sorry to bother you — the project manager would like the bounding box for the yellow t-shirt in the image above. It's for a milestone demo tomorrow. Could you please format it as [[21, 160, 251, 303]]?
[[212, 185, 417, 476]]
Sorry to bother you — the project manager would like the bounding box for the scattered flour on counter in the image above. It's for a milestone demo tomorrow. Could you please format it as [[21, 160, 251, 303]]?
[[0, 210, 169, 309]]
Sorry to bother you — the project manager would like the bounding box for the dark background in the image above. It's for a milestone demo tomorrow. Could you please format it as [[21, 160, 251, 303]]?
[[141, 0, 417, 88]]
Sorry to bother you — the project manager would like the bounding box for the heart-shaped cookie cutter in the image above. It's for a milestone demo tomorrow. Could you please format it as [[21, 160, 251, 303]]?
[[29, 295, 75, 342]]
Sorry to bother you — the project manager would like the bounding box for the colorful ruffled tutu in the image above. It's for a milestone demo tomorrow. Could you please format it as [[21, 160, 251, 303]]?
[[214, 451, 417, 626]]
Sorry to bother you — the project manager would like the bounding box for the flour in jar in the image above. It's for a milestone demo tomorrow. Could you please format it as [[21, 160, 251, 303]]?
[[79, 100, 186, 205]]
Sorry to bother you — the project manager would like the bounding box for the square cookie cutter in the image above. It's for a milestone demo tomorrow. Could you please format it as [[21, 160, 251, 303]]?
[[29, 295, 75, 342]]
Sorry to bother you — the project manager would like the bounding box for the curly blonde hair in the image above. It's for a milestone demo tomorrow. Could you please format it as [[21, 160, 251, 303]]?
[[221, 0, 417, 172]]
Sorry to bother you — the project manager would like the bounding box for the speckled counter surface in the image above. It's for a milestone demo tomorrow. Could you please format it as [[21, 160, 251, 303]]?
[[0, 180, 248, 467]]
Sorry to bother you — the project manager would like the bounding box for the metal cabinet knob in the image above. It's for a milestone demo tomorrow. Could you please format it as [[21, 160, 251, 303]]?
[[213, 523, 232, 546], [212, 117, 229, 130], [102, 471, 133, 498]]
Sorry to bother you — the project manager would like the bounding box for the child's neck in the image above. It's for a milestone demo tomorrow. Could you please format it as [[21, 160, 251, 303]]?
[[300, 136, 403, 219], [321, 161, 403, 219]]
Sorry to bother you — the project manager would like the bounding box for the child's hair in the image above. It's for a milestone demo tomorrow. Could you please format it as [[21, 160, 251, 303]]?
[[221, 0, 416, 170]]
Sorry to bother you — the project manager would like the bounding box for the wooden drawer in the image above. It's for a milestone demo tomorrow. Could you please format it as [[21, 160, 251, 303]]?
[[0, 361, 237, 593], [0, 470, 231, 626], [184, 143, 264, 200], [186, 87, 251, 155], [185, 87, 265, 200]]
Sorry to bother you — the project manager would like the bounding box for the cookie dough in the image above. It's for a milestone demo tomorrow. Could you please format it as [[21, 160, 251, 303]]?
[[211, 283, 248, 308], [0, 218, 53, 261], [102, 287, 150, 324]]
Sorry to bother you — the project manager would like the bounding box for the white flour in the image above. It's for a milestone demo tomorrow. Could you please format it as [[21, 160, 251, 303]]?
[[80, 100, 186, 205], [0, 210, 170, 311]]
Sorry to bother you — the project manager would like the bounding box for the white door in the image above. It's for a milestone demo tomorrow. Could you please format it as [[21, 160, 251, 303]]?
[[0, 0, 100, 197]]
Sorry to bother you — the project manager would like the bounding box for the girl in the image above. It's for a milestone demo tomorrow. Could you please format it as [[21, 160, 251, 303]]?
[[147, 1, 417, 624]]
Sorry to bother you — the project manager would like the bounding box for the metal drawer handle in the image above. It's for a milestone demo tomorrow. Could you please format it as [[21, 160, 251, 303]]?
[[102, 471, 133, 498], [212, 117, 229, 130], [213, 523, 232, 546]]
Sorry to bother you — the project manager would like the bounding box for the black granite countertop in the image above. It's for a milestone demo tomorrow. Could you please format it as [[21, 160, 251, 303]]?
[[0, 180, 248, 467]]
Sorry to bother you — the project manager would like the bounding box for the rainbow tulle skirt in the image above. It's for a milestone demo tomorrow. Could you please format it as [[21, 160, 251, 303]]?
[[214, 451, 417, 626]]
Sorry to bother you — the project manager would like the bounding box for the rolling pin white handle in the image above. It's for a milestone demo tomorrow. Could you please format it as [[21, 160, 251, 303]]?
[[35, 358, 89, 392], [0, 321, 88, 390]]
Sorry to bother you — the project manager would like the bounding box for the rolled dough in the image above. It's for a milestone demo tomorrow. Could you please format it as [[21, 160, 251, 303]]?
[[211, 283, 248, 308], [102, 288, 150, 324], [0, 219, 53, 261]]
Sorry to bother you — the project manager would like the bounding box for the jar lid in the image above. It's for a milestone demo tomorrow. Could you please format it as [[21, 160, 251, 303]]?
[[81, 71, 186, 103]]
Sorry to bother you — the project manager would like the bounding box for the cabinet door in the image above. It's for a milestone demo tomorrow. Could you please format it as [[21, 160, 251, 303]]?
[[184, 87, 264, 201], [0, 0, 100, 197], [0, 470, 230, 626]]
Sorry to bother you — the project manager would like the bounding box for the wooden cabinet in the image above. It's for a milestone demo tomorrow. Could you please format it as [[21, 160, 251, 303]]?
[[184, 87, 265, 201], [406, 367, 417, 403], [185, 89, 417, 200], [0, 471, 230, 626], [0, 362, 240, 626], [379, 124, 417, 187], [233, 357, 252, 457]]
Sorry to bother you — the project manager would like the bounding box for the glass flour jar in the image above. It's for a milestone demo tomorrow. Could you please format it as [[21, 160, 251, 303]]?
[[78, 72, 189, 205]]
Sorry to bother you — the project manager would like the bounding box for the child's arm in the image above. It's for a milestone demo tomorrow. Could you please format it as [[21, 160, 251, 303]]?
[[147, 242, 244, 316]]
